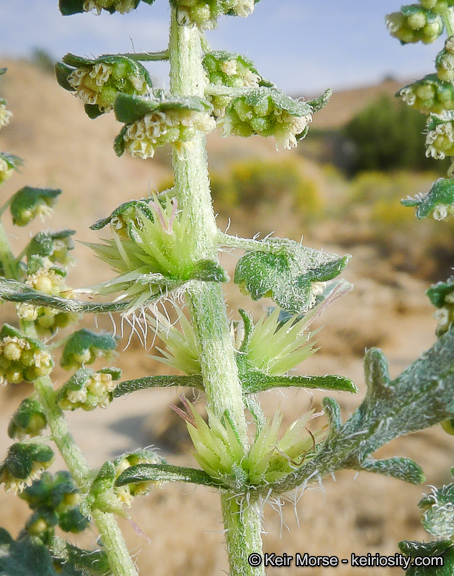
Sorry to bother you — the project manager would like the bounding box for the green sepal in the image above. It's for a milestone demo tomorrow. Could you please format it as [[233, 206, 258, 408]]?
[[188, 259, 229, 283], [54, 62, 74, 91], [419, 483, 454, 538], [60, 329, 117, 371], [90, 199, 155, 231], [113, 374, 204, 397], [230, 86, 312, 117], [426, 277, 454, 308], [402, 178, 454, 218], [0, 531, 62, 576], [234, 238, 350, 313], [0, 152, 23, 176], [51, 538, 110, 576], [116, 462, 225, 489], [10, 187, 61, 227], [58, 507, 90, 534], [0, 68, 7, 77], [8, 398, 47, 440], [241, 372, 357, 395], [114, 91, 210, 125], [360, 457, 425, 484]]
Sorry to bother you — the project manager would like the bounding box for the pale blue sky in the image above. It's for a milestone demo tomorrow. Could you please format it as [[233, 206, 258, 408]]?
[[0, 1, 446, 94]]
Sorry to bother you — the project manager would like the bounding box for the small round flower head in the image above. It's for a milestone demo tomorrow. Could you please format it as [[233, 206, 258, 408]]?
[[121, 108, 215, 159], [386, 6, 443, 44], [436, 36, 454, 82], [0, 325, 53, 385], [10, 186, 60, 226], [398, 75, 454, 114], [57, 368, 121, 411], [0, 101, 12, 129], [57, 54, 152, 118], [219, 87, 312, 149], [425, 115, 454, 159], [0, 442, 54, 494], [173, 0, 256, 29], [114, 450, 162, 500], [60, 330, 117, 371], [426, 277, 454, 335], [83, 0, 139, 14], [18, 266, 78, 338], [420, 0, 454, 12]]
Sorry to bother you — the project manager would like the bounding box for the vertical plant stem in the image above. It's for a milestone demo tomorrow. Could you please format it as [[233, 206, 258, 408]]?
[[168, 9, 264, 575], [0, 222, 19, 280]]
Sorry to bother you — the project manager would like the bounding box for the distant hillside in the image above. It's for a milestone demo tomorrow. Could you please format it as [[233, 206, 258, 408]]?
[[308, 78, 403, 130]]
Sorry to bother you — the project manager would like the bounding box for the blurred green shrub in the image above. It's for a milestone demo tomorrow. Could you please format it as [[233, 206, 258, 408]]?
[[344, 95, 447, 174], [210, 158, 322, 215]]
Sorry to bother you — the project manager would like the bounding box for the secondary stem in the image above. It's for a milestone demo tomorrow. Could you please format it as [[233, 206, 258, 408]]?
[[168, 9, 265, 576], [0, 220, 138, 576]]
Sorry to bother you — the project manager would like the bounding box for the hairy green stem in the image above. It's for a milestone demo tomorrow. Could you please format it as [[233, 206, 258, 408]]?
[[168, 9, 264, 575], [443, 8, 454, 36]]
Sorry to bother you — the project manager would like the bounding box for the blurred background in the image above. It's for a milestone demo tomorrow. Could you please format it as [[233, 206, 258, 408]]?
[[1, 1, 454, 574]]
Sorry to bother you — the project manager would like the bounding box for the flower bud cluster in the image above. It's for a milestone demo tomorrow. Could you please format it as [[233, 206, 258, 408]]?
[[219, 87, 312, 149], [425, 114, 454, 161], [420, 0, 454, 12], [398, 75, 454, 114], [386, 5, 443, 44], [121, 107, 215, 159], [0, 442, 54, 494], [82, 0, 139, 13], [0, 325, 53, 385], [0, 100, 12, 130], [17, 266, 78, 338], [20, 471, 89, 538], [203, 51, 266, 117], [8, 398, 47, 440], [57, 367, 121, 411], [173, 0, 256, 29], [26, 230, 76, 269], [436, 36, 454, 81]]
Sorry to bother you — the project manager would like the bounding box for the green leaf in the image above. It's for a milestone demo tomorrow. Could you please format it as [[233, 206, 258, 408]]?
[[0, 533, 61, 576], [0, 277, 133, 314], [234, 238, 350, 313], [114, 92, 209, 125], [116, 463, 225, 489], [399, 540, 453, 558], [113, 374, 204, 397], [259, 330, 454, 496], [361, 457, 425, 484], [241, 372, 357, 394]]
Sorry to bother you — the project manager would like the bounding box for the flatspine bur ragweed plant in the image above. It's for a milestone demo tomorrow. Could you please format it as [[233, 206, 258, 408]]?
[[1, 4, 454, 576]]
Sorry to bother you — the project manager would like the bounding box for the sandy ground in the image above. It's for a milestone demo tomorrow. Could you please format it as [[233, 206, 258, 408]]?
[[0, 60, 453, 576]]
